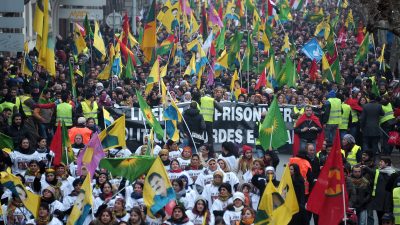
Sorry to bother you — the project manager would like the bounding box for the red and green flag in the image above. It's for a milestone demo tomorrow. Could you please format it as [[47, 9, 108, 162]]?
[[354, 33, 370, 64], [50, 121, 75, 165], [84, 14, 93, 40]]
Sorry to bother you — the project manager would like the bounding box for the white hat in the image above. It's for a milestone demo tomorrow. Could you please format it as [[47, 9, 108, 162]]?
[[77, 117, 86, 124], [43, 185, 55, 195], [265, 88, 274, 94], [232, 192, 245, 202]]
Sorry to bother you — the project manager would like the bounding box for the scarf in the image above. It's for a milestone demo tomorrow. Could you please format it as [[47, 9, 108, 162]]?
[[169, 168, 183, 173], [218, 192, 231, 201], [114, 210, 127, 218], [100, 192, 113, 201], [162, 159, 171, 166], [168, 216, 190, 225], [131, 192, 143, 199], [234, 205, 244, 212], [241, 218, 255, 225]]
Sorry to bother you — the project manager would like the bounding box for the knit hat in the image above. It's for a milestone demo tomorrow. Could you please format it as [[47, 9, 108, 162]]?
[[213, 170, 224, 179], [159, 149, 169, 156], [327, 90, 336, 99], [77, 117, 86, 124], [266, 166, 275, 173], [219, 183, 232, 194], [242, 145, 252, 154], [232, 192, 245, 202], [43, 185, 55, 196], [343, 134, 355, 144]]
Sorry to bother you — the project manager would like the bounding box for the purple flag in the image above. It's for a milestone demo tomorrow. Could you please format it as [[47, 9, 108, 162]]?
[[208, 2, 224, 28], [207, 62, 215, 86], [76, 133, 105, 178]]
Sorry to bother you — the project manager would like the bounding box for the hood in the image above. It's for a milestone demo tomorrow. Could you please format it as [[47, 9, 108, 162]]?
[[184, 108, 200, 116], [380, 166, 396, 175]]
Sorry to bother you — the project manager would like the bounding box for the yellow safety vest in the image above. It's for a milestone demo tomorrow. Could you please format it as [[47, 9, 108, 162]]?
[[351, 109, 359, 123], [327, 98, 342, 125], [200, 96, 215, 122], [256, 121, 261, 146], [15, 97, 21, 112], [339, 103, 351, 130], [293, 106, 305, 115], [0, 101, 15, 112], [344, 144, 361, 166], [372, 169, 379, 197], [380, 103, 395, 124], [56, 103, 73, 126], [393, 187, 400, 224], [20, 95, 32, 116], [81, 100, 98, 124]]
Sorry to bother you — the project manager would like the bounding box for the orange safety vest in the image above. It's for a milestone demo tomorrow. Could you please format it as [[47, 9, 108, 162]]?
[[289, 157, 312, 194], [68, 127, 93, 145]]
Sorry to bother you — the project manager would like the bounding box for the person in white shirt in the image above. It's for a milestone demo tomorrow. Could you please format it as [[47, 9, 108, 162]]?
[[113, 197, 130, 222], [211, 182, 233, 218], [223, 192, 246, 225], [186, 197, 215, 225], [26, 202, 63, 225], [218, 141, 239, 172], [217, 158, 239, 192], [201, 171, 225, 210], [177, 146, 192, 169], [195, 158, 224, 194]]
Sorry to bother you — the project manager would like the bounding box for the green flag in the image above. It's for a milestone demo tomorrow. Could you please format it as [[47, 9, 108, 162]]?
[[136, 91, 164, 139], [124, 54, 135, 79], [84, 14, 93, 40], [68, 62, 77, 99], [331, 58, 341, 83], [354, 33, 369, 64], [0, 132, 13, 150], [99, 156, 156, 182], [243, 33, 255, 72], [216, 27, 226, 53], [260, 96, 288, 150], [278, 56, 297, 88], [229, 31, 244, 54]]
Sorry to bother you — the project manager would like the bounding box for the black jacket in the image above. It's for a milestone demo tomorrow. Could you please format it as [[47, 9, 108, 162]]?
[[360, 101, 384, 136], [182, 108, 206, 136]]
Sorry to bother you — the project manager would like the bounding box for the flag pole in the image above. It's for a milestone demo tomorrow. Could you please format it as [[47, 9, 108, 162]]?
[[342, 183, 347, 225], [269, 123, 274, 150]]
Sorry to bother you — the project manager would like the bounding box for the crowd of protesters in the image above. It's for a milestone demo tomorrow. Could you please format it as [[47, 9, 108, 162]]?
[[0, 0, 400, 224]]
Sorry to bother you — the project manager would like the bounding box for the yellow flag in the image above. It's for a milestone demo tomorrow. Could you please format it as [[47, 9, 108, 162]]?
[[230, 70, 238, 91], [0, 172, 40, 218], [281, 33, 291, 53], [161, 79, 167, 106], [93, 21, 106, 57], [276, 166, 299, 220], [66, 173, 93, 225], [145, 59, 160, 94], [378, 44, 386, 70], [97, 44, 114, 80], [98, 115, 127, 150], [144, 157, 176, 218], [74, 23, 87, 55], [217, 49, 229, 69]]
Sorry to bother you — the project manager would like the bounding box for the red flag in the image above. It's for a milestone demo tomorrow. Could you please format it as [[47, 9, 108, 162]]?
[[356, 22, 365, 45], [115, 35, 137, 66], [307, 130, 348, 225], [296, 60, 302, 73], [255, 69, 267, 90], [268, 0, 275, 16], [210, 42, 216, 57], [309, 59, 317, 81], [122, 14, 130, 46], [338, 26, 347, 47], [218, 5, 223, 21], [50, 121, 62, 165]]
